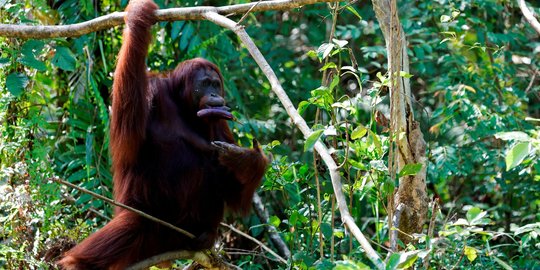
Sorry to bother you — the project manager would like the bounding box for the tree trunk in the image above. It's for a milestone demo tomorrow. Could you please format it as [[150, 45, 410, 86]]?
[[371, 0, 428, 249]]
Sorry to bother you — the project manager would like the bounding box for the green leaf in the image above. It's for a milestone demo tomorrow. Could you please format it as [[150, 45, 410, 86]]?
[[466, 207, 482, 223], [492, 256, 513, 270], [298, 100, 311, 115], [21, 39, 45, 54], [332, 38, 348, 48], [386, 253, 400, 270], [399, 71, 413, 79], [319, 62, 337, 71], [269, 215, 281, 227], [21, 40, 46, 71], [0, 57, 9, 68], [320, 222, 332, 239], [304, 129, 324, 152], [171, 21, 185, 40], [369, 160, 387, 172], [346, 6, 362, 20], [20, 54, 46, 71], [495, 131, 530, 141], [180, 23, 194, 51], [452, 218, 469, 226], [329, 75, 340, 92], [351, 125, 368, 140], [6, 73, 29, 97], [52, 46, 76, 71], [440, 15, 452, 23], [335, 260, 369, 270], [306, 50, 318, 60], [464, 246, 477, 262], [317, 43, 334, 60], [505, 142, 531, 171], [397, 251, 420, 269], [289, 211, 299, 227], [413, 46, 425, 60], [397, 163, 423, 178]]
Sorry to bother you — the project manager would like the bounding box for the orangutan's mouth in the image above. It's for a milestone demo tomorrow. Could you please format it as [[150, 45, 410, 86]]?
[[197, 106, 233, 120]]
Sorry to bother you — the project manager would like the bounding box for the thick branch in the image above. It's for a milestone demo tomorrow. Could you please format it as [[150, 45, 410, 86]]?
[[202, 11, 385, 270], [518, 0, 540, 35], [0, 0, 339, 39]]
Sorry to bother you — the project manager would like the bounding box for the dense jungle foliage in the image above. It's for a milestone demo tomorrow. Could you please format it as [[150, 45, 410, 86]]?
[[1, 0, 539, 269]]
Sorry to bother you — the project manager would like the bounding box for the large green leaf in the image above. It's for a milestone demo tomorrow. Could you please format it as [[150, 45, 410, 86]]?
[[495, 131, 530, 141], [505, 142, 531, 171], [6, 73, 29, 97], [464, 246, 478, 262], [20, 40, 46, 71], [304, 129, 324, 152], [351, 125, 367, 140], [52, 46, 76, 71], [397, 163, 423, 178]]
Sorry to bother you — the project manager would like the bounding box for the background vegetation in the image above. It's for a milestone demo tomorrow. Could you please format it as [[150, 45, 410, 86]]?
[[1, 0, 539, 269]]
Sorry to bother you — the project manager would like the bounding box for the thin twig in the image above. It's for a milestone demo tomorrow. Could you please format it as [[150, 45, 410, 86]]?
[[220, 222, 287, 264], [52, 177, 195, 239], [0, 0, 340, 39], [525, 68, 538, 94], [313, 152, 324, 258], [423, 198, 439, 269], [390, 202, 405, 252], [237, 0, 262, 25], [203, 11, 385, 270]]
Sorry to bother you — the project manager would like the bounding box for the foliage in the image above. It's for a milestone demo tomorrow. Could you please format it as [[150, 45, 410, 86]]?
[[1, 0, 539, 269]]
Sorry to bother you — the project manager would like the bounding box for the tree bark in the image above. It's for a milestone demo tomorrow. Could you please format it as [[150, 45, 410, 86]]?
[[517, 0, 540, 35], [0, 0, 339, 39], [371, 0, 428, 248]]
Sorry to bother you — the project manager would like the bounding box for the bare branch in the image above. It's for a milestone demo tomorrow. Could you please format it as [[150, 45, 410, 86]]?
[[517, 0, 540, 35], [0, 0, 339, 39], [252, 193, 291, 259], [52, 177, 195, 239], [203, 11, 385, 269], [423, 198, 439, 269], [390, 203, 405, 251], [220, 222, 288, 265]]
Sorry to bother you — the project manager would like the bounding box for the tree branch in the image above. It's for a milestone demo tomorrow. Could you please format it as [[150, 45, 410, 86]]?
[[202, 11, 385, 269], [52, 177, 195, 239], [252, 193, 292, 259], [517, 0, 540, 35], [220, 222, 288, 265], [0, 0, 339, 39]]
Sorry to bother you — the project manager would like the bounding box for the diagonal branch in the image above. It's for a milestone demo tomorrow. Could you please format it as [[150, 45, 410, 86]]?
[[252, 193, 292, 259], [517, 0, 540, 35], [0, 0, 339, 39], [52, 177, 196, 239], [220, 222, 288, 264], [202, 11, 385, 270]]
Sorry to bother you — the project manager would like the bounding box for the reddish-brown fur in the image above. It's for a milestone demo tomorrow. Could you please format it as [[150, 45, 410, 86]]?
[[57, 0, 268, 269]]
